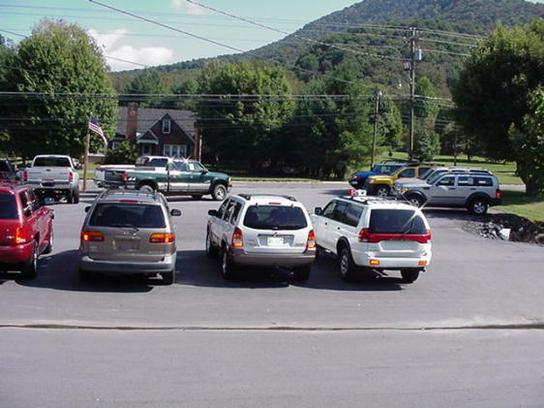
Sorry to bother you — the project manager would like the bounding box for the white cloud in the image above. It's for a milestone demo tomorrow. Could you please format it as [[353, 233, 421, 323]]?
[[88, 29, 177, 71], [171, 0, 209, 15]]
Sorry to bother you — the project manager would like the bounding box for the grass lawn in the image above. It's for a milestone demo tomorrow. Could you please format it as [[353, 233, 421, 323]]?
[[496, 190, 544, 223]]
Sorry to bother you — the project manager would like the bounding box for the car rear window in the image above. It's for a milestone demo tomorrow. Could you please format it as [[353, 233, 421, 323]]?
[[0, 194, 18, 219], [33, 157, 71, 167], [369, 209, 427, 234], [0, 161, 11, 172], [243, 205, 308, 231], [89, 204, 166, 228]]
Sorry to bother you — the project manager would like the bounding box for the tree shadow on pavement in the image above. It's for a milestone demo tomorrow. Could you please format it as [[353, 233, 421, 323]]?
[[423, 208, 482, 222], [12, 250, 154, 293], [175, 250, 403, 291]]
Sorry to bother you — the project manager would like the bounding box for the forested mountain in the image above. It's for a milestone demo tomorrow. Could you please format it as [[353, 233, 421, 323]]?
[[111, 0, 544, 94]]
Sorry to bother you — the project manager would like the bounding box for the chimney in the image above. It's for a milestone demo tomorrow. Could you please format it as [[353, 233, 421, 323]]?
[[126, 102, 139, 141]]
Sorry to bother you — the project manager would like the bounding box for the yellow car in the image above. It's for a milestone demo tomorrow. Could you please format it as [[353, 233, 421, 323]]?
[[365, 165, 435, 197]]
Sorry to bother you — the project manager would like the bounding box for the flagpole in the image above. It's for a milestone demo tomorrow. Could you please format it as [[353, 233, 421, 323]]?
[[83, 126, 90, 193]]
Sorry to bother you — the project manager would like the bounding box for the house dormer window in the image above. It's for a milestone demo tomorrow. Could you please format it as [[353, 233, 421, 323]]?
[[162, 119, 171, 134]]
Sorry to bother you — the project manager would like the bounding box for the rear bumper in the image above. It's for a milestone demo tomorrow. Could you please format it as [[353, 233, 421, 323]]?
[[0, 242, 33, 265], [352, 252, 432, 270], [230, 250, 315, 267], [79, 253, 176, 274]]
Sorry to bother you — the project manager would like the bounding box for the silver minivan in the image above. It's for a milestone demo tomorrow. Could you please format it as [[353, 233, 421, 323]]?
[[79, 190, 181, 284]]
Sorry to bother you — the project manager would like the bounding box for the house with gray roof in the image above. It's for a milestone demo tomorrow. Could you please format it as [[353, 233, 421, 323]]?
[[114, 103, 201, 160]]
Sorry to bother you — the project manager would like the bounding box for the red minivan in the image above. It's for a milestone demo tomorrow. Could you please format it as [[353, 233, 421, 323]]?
[[0, 183, 54, 278]]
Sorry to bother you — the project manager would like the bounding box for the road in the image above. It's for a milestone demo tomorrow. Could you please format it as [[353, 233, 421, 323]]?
[[1, 182, 543, 407]]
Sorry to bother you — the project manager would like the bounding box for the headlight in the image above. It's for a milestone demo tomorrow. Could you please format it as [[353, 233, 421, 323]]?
[[368, 179, 376, 184]]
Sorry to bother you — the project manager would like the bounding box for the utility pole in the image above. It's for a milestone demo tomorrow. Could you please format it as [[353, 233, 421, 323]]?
[[82, 128, 90, 192], [370, 89, 382, 170], [408, 26, 418, 161]]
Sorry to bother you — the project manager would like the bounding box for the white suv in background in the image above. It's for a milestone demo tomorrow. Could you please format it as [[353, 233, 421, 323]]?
[[206, 194, 316, 281], [312, 196, 432, 283]]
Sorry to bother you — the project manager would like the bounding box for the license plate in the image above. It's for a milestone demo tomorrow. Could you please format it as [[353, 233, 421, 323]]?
[[267, 236, 284, 246], [116, 240, 140, 250]]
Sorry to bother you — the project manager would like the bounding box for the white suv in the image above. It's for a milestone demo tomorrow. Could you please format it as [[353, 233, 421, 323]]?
[[312, 196, 432, 283], [206, 194, 316, 281]]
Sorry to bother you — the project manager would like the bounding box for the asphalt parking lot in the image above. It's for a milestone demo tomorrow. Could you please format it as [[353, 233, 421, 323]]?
[[1, 182, 544, 407]]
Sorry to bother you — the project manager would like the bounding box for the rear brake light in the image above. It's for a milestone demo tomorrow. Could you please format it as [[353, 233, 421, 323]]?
[[119, 199, 139, 204], [306, 229, 316, 251], [496, 189, 503, 200], [359, 228, 431, 244], [5, 227, 29, 245], [68, 172, 73, 182], [232, 227, 244, 248], [149, 233, 175, 244], [122, 171, 129, 183], [81, 231, 104, 242], [359, 228, 370, 242], [23, 170, 28, 182]]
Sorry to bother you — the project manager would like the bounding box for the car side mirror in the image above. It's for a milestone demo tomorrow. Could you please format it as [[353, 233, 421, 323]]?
[[24, 207, 32, 218], [84, 206, 91, 213], [170, 209, 182, 217], [314, 207, 323, 216], [208, 209, 219, 218]]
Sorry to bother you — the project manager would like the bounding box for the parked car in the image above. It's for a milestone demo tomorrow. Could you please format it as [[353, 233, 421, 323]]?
[[0, 183, 54, 278], [395, 173, 502, 215], [312, 195, 432, 283], [23, 155, 80, 203], [102, 159, 232, 201], [94, 156, 171, 188], [79, 190, 181, 284], [0, 160, 18, 182], [349, 161, 416, 189], [364, 164, 437, 197], [206, 194, 316, 281]]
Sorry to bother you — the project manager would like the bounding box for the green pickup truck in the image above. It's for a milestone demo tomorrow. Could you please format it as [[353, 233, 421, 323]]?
[[102, 159, 232, 201]]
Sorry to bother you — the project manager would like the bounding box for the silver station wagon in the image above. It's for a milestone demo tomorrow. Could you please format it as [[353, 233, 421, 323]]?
[[79, 190, 181, 284]]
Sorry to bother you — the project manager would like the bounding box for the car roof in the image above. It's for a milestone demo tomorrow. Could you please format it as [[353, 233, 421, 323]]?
[[336, 196, 420, 211], [0, 182, 28, 194], [234, 194, 300, 206], [97, 190, 163, 204]]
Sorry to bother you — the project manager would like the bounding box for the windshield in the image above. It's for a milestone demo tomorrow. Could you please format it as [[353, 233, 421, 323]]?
[[373, 164, 401, 175], [243, 205, 308, 231], [427, 171, 447, 184], [0, 194, 18, 219], [369, 209, 427, 234], [89, 204, 166, 228], [33, 157, 71, 167], [419, 168, 433, 179]]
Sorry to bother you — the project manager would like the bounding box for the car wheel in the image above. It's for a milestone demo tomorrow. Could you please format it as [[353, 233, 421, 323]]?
[[192, 195, 203, 200], [339, 246, 357, 282], [206, 230, 219, 259], [43, 232, 53, 255], [79, 268, 92, 282], [138, 184, 155, 194], [22, 241, 38, 279], [161, 270, 176, 285], [401, 269, 420, 283], [469, 197, 489, 215], [220, 247, 237, 280], [212, 184, 227, 201], [292, 265, 311, 282], [67, 191, 74, 204], [406, 194, 425, 208], [72, 188, 80, 204], [375, 185, 390, 197]]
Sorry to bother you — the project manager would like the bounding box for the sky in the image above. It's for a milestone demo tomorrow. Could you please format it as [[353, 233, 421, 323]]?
[[0, 0, 360, 71]]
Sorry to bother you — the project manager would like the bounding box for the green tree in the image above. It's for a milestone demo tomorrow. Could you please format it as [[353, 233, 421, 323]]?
[[412, 123, 441, 162], [3, 20, 117, 159], [124, 70, 165, 107], [453, 21, 544, 194], [0, 35, 15, 147], [509, 87, 544, 195], [415, 77, 439, 122], [105, 140, 138, 164], [196, 61, 295, 166], [379, 94, 403, 155]]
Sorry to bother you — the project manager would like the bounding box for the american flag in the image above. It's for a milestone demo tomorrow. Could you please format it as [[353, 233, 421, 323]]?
[[88, 117, 108, 147]]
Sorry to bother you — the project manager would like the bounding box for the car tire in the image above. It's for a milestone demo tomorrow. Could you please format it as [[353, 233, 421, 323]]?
[[468, 197, 489, 215], [67, 191, 74, 204], [138, 184, 155, 194], [79, 268, 92, 282], [406, 194, 425, 208], [212, 184, 227, 201], [72, 188, 80, 204], [375, 185, 390, 197], [220, 247, 237, 280], [43, 232, 53, 255], [192, 195, 203, 200], [206, 230, 219, 259], [22, 241, 38, 279], [339, 246, 357, 282], [401, 269, 420, 283], [162, 270, 176, 286], [292, 265, 311, 282]]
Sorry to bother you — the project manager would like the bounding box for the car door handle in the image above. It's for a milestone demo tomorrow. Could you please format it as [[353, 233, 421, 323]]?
[[448, 188, 456, 190]]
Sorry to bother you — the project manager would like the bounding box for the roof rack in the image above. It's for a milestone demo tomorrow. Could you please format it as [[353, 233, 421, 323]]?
[[238, 193, 297, 202]]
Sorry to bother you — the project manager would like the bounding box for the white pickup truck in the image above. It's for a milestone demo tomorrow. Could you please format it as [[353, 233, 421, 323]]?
[[94, 156, 170, 188], [23, 155, 80, 204]]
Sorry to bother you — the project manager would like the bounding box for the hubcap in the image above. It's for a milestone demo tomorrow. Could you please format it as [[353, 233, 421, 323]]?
[[474, 201, 486, 214], [377, 188, 388, 197], [32, 246, 37, 270], [340, 253, 348, 276], [222, 251, 228, 274], [216, 187, 225, 200], [410, 198, 420, 207]]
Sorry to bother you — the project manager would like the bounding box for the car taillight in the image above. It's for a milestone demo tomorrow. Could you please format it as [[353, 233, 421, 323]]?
[[81, 231, 104, 242], [23, 170, 28, 182], [306, 229, 316, 251], [359, 228, 370, 242], [5, 227, 29, 245], [68, 171, 73, 182], [359, 228, 431, 244], [231, 227, 244, 248], [149, 233, 175, 244], [496, 189, 503, 200], [122, 171, 129, 183]]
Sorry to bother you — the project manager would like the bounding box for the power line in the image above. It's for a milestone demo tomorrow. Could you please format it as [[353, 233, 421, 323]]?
[[421, 48, 471, 57], [420, 37, 479, 48]]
